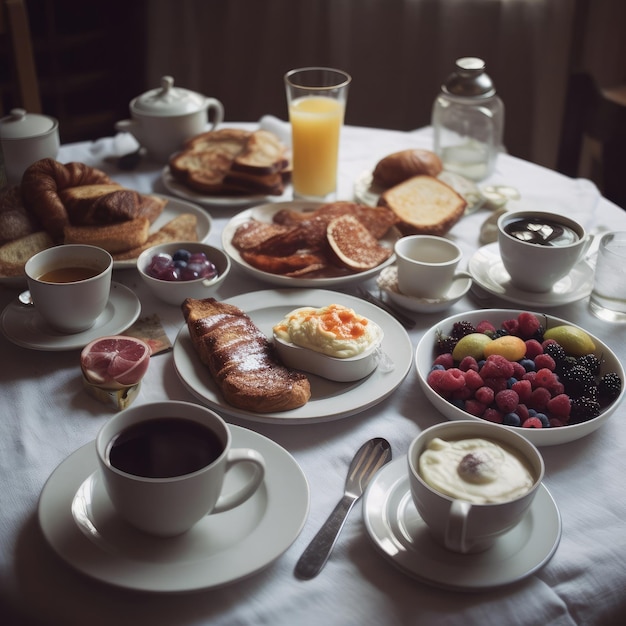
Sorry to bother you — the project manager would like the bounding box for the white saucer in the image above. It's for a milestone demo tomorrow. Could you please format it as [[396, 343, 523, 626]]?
[[376, 266, 472, 313], [38, 425, 309, 592], [469, 243, 594, 307], [1, 282, 140, 351], [363, 458, 561, 591]]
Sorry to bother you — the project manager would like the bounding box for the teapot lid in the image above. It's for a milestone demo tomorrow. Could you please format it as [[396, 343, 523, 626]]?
[[0, 108, 58, 139], [131, 76, 208, 116], [442, 57, 496, 98]]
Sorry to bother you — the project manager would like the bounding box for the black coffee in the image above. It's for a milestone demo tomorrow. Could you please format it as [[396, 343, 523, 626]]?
[[107, 418, 223, 478], [504, 218, 579, 247]]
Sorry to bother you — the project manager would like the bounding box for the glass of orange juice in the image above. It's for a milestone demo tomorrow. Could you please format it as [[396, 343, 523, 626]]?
[[285, 67, 351, 201]]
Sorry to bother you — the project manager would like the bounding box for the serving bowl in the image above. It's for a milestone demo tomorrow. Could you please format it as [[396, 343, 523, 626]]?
[[137, 241, 230, 305], [415, 309, 625, 446]]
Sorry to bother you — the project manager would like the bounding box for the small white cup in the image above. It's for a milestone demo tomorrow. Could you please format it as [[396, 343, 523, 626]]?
[[394, 235, 470, 299], [24, 244, 112, 334], [408, 420, 544, 554], [497, 210, 592, 293], [95, 401, 266, 538]]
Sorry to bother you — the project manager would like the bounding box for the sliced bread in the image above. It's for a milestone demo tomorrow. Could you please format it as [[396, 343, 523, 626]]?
[[377, 175, 466, 236], [63, 217, 151, 254], [0, 231, 55, 276]]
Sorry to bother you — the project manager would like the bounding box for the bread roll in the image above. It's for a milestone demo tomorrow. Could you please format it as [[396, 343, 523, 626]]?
[[372, 149, 443, 188]]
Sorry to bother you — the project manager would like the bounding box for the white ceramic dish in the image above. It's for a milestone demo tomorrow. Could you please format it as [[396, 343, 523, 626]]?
[[173, 289, 413, 423], [469, 243, 594, 307], [137, 241, 230, 305], [376, 265, 472, 313], [415, 309, 625, 446], [221, 201, 397, 288], [1, 282, 140, 351], [38, 425, 309, 592], [363, 458, 561, 591], [162, 165, 291, 207]]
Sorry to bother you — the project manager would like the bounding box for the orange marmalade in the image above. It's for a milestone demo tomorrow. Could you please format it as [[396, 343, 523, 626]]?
[[273, 304, 382, 358]]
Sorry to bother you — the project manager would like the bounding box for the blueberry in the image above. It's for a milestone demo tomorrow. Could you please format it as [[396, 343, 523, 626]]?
[[450, 398, 465, 410], [431, 364, 446, 371], [536, 412, 550, 427], [507, 377, 518, 388], [172, 249, 191, 263], [503, 413, 521, 427], [520, 358, 535, 372]]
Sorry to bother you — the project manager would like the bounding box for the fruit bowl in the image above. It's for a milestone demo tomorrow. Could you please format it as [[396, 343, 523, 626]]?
[[415, 309, 625, 446], [137, 241, 230, 306]]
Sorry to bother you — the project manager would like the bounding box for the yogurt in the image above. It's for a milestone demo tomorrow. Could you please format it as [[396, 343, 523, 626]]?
[[419, 437, 535, 504], [273, 304, 382, 358]]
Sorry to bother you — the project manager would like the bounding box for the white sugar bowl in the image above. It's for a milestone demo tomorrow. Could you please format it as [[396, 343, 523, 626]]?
[[115, 76, 224, 162], [0, 108, 60, 185]]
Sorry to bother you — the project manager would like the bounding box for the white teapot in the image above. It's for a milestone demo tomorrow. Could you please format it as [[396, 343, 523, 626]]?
[[115, 76, 224, 162]]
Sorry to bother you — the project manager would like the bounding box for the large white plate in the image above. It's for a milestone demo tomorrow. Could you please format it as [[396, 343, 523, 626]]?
[[38, 425, 309, 592], [221, 202, 397, 288], [162, 165, 291, 208], [1, 282, 140, 351], [173, 289, 413, 423], [363, 458, 561, 591], [469, 243, 594, 308]]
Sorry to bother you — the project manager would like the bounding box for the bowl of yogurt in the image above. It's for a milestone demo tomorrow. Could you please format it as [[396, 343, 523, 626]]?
[[273, 303, 385, 382]]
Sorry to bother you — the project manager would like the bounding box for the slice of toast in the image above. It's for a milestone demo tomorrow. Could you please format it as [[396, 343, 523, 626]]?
[[0, 231, 54, 276], [377, 175, 466, 236], [231, 129, 289, 175], [63, 217, 151, 254]]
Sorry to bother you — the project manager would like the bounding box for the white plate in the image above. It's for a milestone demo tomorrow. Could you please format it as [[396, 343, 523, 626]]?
[[0, 282, 140, 351], [376, 265, 472, 313], [363, 458, 561, 591], [113, 194, 213, 269], [221, 202, 397, 288], [38, 425, 309, 593], [173, 289, 413, 423], [469, 243, 594, 307], [353, 169, 485, 215], [162, 165, 291, 208]]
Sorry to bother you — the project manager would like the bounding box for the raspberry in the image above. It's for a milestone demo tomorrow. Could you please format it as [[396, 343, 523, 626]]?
[[524, 339, 543, 359], [495, 389, 519, 413], [529, 387, 552, 410], [463, 369, 484, 391], [433, 353, 454, 368], [546, 393, 571, 419], [522, 416, 543, 428], [451, 386, 473, 400], [534, 353, 556, 371], [482, 376, 508, 392], [516, 403, 530, 422], [511, 379, 532, 402], [465, 399, 487, 416], [476, 320, 496, 334], [459, 356, 479, 372], [517, 312, 541, 339], [512, 361, 527, 379], [427, 369, 446, 393], [534, 368, 558, 389], [502, 318, 520, 336], [480, 354, 514, 379], [439, 368, 466, 392], [483, 407, 504, 423], [475, 386, 495, 405]]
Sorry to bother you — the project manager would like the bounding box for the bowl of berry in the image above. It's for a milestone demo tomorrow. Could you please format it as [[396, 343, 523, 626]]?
[[416, 309, 624, 446], [137, 241, 230, 305]]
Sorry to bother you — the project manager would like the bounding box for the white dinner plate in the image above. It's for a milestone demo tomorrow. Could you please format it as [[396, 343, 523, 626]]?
[[468, 242, 595, 307], [221, 202, 397, 288], [161, 165, 291, 208], [38, 425, 309, 592], [0, 282, 140, 351], [363, 458, 561, 591], [353, 169, 485, 215], [173, 289, 413, 423]]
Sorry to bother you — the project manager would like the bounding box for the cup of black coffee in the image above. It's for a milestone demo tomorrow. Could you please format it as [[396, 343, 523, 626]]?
[[95, 401, 265, 537], [497, 210, 592, 292]]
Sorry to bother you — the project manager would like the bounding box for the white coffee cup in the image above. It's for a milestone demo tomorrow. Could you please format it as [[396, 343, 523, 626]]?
[[95, 401, 266, 538], [408, 420, 544, 554], [24, 244, 112, 334], [497, 210, 593, 292], [394, 235, 470, 299]]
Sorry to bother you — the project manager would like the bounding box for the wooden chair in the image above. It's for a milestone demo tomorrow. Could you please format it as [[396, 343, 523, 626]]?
[[0, 0, 41, 115]]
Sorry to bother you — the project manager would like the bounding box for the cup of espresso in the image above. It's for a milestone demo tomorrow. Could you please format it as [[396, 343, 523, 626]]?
[[497, 210, 592, 292], [24, 244, 112, 333], [394, 235, 471, 299], [95, 401, 266, 537], [408, 420, 544, 554]]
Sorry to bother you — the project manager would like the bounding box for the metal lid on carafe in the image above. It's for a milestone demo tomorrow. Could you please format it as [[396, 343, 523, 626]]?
[[442, 57, 495, 98]]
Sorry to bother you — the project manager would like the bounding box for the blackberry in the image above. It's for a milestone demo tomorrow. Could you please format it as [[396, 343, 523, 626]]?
[[451, 321, 476, 340], [561, 365, 596, 398], [544, 342, 566, 364], [598, 372, 622, 403], [531, 324, 545, 342], [577, 354, 601, 375], [556, 355, 578, 376], [570, 396, 601, 423], [435, 331, 457, 355], [492, 328, 510, 339]]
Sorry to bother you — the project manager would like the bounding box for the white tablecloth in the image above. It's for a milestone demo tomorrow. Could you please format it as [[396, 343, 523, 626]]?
[[2, 123, 626, 626]]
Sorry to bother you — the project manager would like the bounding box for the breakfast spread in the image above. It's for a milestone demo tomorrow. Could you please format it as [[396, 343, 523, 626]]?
[[419, 437, 535, 504], [273, 304, 382, 359], [182, 297, 311, 412], [169, 128, 291, 196], [231, 201, 396, 277]]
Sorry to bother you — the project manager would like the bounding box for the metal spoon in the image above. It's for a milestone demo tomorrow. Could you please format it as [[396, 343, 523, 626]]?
[[18, 290, 33, 306], [294, 437, 392, 580]]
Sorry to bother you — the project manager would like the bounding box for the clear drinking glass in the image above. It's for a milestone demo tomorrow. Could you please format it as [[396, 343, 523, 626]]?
[[284, 67, 351, 201], [589, 231, 626, 322]]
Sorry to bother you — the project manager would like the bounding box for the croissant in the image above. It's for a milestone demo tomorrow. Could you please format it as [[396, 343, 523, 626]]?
[[372, 149, 443, 188], [182, 297, 311, 413]]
